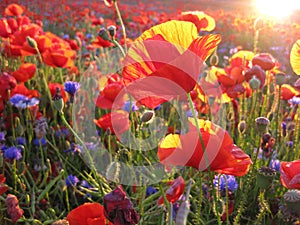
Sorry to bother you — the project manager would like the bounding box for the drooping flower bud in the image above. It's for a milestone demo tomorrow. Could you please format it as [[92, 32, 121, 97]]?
[[98, 27, 110, 41], [26, 36, 37, 49], [107, 25, 117, 39], [52, 87, 64, 113]]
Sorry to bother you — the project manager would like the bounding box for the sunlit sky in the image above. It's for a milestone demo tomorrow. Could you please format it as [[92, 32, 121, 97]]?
[[255, 0, 300, 19]]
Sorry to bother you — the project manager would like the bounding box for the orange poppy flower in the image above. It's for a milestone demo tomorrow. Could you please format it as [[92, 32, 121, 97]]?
[[94, 110, 130, 135], [122, 20, 221, 108], [67, 202, 113, 225], [158, 118, 252, 176], [281, 84, 300, 100], [280, 159, 300, 189], [12, 63, 36, 82], [178, 11, 216, 32], [4, 4, 24, 16], [42, 44, 76, 68], [290, 39, 300, 75]]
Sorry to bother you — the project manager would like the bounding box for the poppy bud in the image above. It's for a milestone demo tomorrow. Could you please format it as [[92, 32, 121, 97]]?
[[283, 189, 300, 216], [98, 28, 110, 41], [26, 36, 37, 49], [209, 51, 219, 66], [249, 75, 261, 90], [52, 87, 64, 113], [213, 198, 225, 217], [256, 166, 276, 189], [107, 25, 117, 39], [238, 120, 246, 134], [52, 219, 69, 225], [254, 17, 264, 30], [255, 117, 270, 134], [140, 110, 155, 123]]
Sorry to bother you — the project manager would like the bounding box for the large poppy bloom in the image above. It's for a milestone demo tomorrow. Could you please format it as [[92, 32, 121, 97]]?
[[158, 118, 252, 176], [290, 39, 300, 75], [280, 159, 300, 189], [122, 20, 221, 108], [67, 202, 113, 225], [157, 176, 185, 205], [252, 53, 276, 71], [42, 44, 76, 68]]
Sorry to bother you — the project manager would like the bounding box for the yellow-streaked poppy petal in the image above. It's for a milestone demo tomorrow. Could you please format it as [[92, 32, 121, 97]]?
[[180, 11, 216, 32], [135, 20, 198, 51], [160, 134, 181, 149], [290, 39, 300, 75], [230, 50, 255, 62]]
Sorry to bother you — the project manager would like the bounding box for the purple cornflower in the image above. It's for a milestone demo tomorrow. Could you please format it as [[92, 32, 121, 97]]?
[[10, 94, 39, 109], [213, 174, 238, 192], [122, 100, 139, 113], [55, 128, 70, 138], [0, 132, 5, 142], [65, 175, 79, 187], [3, 146, 22, 160], [146, 186, 158, 197], [64, 143, 83, 154], [269, 159, 281, 172], [33, 137, 47, 147], [15, 137, 26, 146], [64, 81, 80, 96]]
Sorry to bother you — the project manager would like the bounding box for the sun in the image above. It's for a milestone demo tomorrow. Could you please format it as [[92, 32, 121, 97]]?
[[255, 0, 300, 19]]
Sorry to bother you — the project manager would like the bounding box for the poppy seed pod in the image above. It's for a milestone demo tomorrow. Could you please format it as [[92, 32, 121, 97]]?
[[283, 189, 300, 216], [256, 166, 276, 189], [52, 87, 64, 113], [255, 117, 270, 134], [107, 25, 117, 39], [98, 28, 110, 41], [249, 75, 261, 90]]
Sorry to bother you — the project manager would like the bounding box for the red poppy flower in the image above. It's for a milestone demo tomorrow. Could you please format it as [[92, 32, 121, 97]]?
[[158, 119, 252, 176], [11, 83, 40, 98], [94, 110, 130, 135], [96, 82, 124, 109], [42, 45, 76, 68], [67, 202, 113, 225], [280, 159, 300, 189], [49, 83, 68, 102], [281, 84, 299, 100], [4, 4, 24, 16], [92, 36, 114, 48], [0, 72, 17, 100], [244, 65, 266, 88], [178, 11, 216, 32], [0, 18, 12, 38], [103, 185, 139, 225], [252, 53, 276, 71], [12, 63, 36, 82], [122, 20, 221, 108], [157, 176, 185, 205], [0, 174, 8, 195]]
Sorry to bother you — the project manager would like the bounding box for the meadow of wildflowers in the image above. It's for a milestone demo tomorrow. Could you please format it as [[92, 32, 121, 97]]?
[[0, 0, 300, 224]]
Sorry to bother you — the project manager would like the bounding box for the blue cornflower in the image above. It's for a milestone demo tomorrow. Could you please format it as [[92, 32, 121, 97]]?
[[146, 186, 158, 197], [122, 101, 139, 113], [80, 180, 92, 189], [288, 96, 300, 105], [55, 128, 70, 138], [85, 33, 93, 39], [15, 137, 26, 146], [213, 174, 238, 192], [0, 132, 5, 142], [154, 105, 161, 110], [186, 109, 198, 118], [3, 146, 22, 160], [10, 94, 39, 109], [269, 159, 281, 172], [286, 141, 293, 148], [64, 143, 83, 154], [64, 81, 80, 96], [66, 175, 79, 187], [33, 137, 47, 147], [63, 34, 70, 39]]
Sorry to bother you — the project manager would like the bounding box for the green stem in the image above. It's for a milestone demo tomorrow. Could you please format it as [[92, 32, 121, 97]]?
[[114, 0, 127, 53]]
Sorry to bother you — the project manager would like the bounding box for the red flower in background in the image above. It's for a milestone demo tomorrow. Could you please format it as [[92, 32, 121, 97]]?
[[96, 82, 124, 109], [281, 84, 300, 100], [280, 159, 300, 189], [11, 83, 40, 98], [103, 185, 140, 225], [157, 176, 185, 205], [42, 44, 76, 68], [12, 63, 36, 82], [244, 65, 266, 88], [252, 53, 276, 71], [67, 203, 113, 225], [0, 174, 8, 195], [92, 36, 114, 48], [48, 83, 68, 102], [4, 4, 24, 16], [0, 72, 17, 100], [0, 18, 12, 38], [94, 110, 130, 135], [158, 119, 252, 176]]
